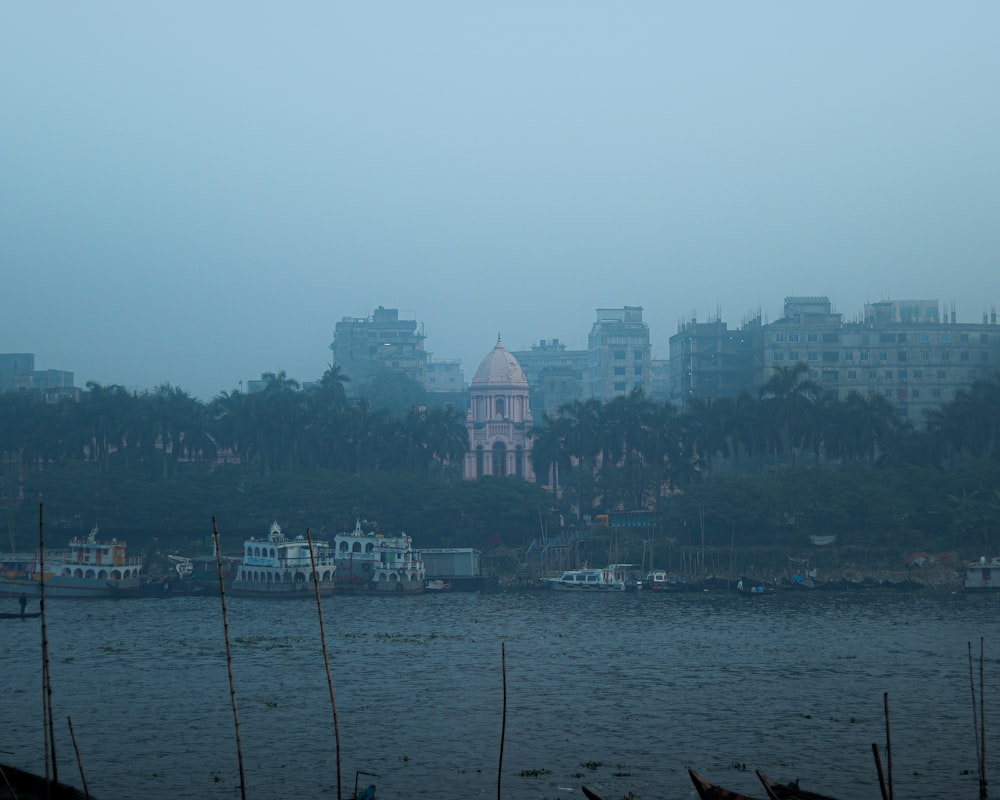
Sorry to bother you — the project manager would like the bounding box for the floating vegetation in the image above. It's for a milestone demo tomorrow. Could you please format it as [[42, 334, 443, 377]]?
[[264, 699, 278, 708], [580, 761, 603, 770], [519, 768, 552, 778], [728, 761, 747, 771], [234, 636, 295, 651]]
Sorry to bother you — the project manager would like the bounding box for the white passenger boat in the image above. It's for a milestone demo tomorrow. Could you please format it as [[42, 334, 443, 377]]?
[[964, 557, 1000, 592], [231, 522, 336, 597], [542, 564, 636, 591], [0, 525, 142, 598], [333, 519, 426, 593]]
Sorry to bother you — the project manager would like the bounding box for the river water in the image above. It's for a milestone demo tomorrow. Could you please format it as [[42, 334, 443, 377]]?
[[2, 588, 997, 800]]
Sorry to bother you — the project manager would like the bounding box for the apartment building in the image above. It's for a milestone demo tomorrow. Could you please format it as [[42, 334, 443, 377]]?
[[330, 306, 428, 395], [587, 307, 652, 401], [511, 338, 588, 419]]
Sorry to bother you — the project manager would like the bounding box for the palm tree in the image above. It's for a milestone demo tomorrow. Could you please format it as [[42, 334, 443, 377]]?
[[758, 363, 819, 468]]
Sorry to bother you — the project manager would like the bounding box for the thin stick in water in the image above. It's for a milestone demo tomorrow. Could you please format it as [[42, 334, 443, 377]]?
[[498, 642, 507, 800], [872, 742, 889, 800], [306, 527, 343, 800], [970, 641, 984, 797], [980, 637, 988, 800], [67, 716, 91, 800], [213, 517, 247, 800], [39, 503, 58, 785], [883, 692, 893, 800]]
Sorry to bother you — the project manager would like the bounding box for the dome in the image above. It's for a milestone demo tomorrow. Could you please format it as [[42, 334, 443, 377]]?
[[471, 337, 528, 389]]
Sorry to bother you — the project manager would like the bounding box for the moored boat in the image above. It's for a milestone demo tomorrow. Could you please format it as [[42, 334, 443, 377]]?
[[230, 522, 336, 597], [689, 769, 761, 800], [0, 762, 91, 799], [0, 525, 141, 599], [333, 519, 426, 593], [755, 769, 842, 800], [964, 556, 1000, 591], [542, 564, 635, 591]]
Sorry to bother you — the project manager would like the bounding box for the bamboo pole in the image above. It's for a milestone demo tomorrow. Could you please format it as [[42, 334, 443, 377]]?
[[871, 742, 889, 800], [497, 643, 507, 800], [883, 692, 893, 800], [980, 638, 988, 800], [306, 528, 343, 800], [970, 641, 984, 798], [67, 716, 91, 800], [39, 503, 58, 785], [213, 517, 246, 800]]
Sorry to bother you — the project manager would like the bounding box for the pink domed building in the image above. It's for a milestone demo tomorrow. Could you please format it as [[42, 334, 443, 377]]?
[[463, 336, 535, 481]]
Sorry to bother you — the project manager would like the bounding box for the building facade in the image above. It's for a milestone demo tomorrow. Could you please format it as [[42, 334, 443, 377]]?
[[330, 306, 428, 395], [666, 297, 1000, 426], [511, 338, 588, 420], [587, 307, 652, 401], [463, 337, 535, 481]]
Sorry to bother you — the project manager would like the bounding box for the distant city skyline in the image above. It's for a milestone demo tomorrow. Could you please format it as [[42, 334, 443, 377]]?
[[4, 3, 998, 401]]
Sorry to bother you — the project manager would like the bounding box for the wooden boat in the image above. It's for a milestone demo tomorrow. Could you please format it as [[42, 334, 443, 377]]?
[[755, 769, 842, 800], [581, 787, 607, 800], [0, 611, 41, 619], [0, 762, 91, 799], [689, 769, 762, 800]]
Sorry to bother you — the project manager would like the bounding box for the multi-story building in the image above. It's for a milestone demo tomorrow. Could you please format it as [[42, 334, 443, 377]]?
[[587, 307, 652, 401], [668, 296, 1000, 426], [511, 338, 588, 419], [764, 297, 1000, 425], [426, 357, 465, 394], [668, 315, 761, 408], [0, 353, 35, 393], [330, 306, 428, 395]]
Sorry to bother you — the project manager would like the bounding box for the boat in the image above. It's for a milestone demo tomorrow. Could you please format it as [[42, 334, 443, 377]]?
[[424, 579, 452, 592], [755, 769, 842, 800], [644, 570, 694, 592], [737, 578, 777, 596], [0, 610, 41, 619], [964, 557, 1000, 591], [0, 525, 142, 599], [333, 519, 426, 593], [542, 564, 635, 591], [0, 762, 91, 799], [689, 769, 761, 800], [230, 522, 336, 597]]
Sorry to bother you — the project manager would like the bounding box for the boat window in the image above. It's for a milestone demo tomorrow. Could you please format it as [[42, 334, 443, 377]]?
[[246, 546, 253, 557], [366, 543, 375, 553], [339, 542, 349, 552], [353, 542, 362, 553]]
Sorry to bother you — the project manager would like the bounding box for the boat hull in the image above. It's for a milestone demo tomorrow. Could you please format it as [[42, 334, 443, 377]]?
[[229, 580, 336, 598], [0, 576, 140, 599]]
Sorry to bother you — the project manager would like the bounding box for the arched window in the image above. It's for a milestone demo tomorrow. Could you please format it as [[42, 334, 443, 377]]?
[[492, 442, 507, 477], [495, 397, 505, 418], [515, 445, 524, 478]]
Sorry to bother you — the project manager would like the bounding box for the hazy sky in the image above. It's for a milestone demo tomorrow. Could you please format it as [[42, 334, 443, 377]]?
[[3, 2, 998, 400]]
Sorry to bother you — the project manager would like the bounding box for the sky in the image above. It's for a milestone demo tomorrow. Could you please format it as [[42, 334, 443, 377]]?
[[3, 2, 998, 401]]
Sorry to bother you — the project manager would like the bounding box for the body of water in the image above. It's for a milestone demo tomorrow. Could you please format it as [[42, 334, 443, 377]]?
[[1, 588, 997, 800]]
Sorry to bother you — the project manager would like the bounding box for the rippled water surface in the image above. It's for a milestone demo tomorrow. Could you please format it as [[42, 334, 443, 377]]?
[[2, 589, 998, 799]]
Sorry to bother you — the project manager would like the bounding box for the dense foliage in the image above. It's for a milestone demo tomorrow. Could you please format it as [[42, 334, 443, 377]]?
[[1, 365, 999, 561]]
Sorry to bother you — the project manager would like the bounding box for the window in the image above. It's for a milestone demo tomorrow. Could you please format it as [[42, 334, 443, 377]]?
[[807, 333, 818, 343], [844, 352, 854, 361], [807, 351, 818, 361], [822, 352, 838, 362], [921, 351, 930, 361], [860, 351, 870, 362], [982, 352, 990, 361], [939, 333, 951, 342], [919, 333, 930, 343], [822, 370, 837, 382], [937, 370, 947, 379], [912, 389, 920, 399], [898, 370, 907, 380], [960, 351, 969, 361], [960, 333, 969, 343], [897, 351, 906, 361], [774, 333, 785, 343], [913, 369, 923, 378], [633, 367, 642, 376], [789, 351, 800, 361], [868, 370, 878, 380], [885, 371, 893, 380], [614, 351, 626, 359], [822, 333, 839, 343], [773, 351, 785, 361], [614, 382, 626, 391], [879, 351, 888, 361], [942, 351, 950, 361], [897, 389, 907, 399], [981, 333, 989, 343], [634, 350, 643, 360], [613, 366, 626, 376], [932, 388, 942, 398], [847, 370, 857, 380], [789, 333, 800, 343]]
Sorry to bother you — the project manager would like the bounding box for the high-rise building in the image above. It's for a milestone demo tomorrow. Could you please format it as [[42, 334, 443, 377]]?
[[668, 315, 761, 408], [587, 307, 652, 401], [0, 354, 35, 393], [330, 306, 428, 395]]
